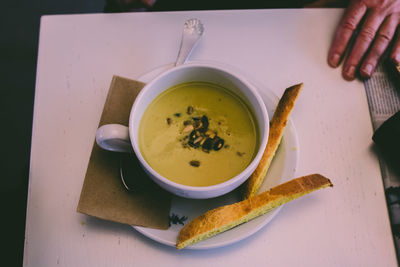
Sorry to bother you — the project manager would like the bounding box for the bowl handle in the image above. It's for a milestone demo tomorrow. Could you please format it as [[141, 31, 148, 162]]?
[[95, 124, 133, 153]]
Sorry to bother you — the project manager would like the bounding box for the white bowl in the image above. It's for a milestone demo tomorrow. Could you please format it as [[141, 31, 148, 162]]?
[[128, 63, 269, 199]]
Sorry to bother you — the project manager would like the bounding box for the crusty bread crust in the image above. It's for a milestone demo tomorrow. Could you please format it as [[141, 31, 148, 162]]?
[[242, 83, 303, 199], [176, 174, 333, 249]]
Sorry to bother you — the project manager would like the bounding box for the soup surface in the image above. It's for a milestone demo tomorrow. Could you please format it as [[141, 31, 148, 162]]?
[[139, 82, 259, 187]]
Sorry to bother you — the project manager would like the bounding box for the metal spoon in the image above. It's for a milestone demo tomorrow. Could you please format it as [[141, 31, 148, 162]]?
[[175, 18, 204, 66], [120, 157, 132, 191]]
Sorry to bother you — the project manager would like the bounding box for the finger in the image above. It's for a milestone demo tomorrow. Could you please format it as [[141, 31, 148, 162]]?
[[390, 22, 400, 65], [342, 11, 386, 80], [328, 1, 367, 67], [360, 14, 399, 78]]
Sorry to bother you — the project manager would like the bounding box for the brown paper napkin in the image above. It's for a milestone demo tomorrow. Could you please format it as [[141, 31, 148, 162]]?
[[77, 75, 171, 230]]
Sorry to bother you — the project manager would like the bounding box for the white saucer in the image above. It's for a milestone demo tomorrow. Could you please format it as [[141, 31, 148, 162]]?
[[132, 61, 299, 250]]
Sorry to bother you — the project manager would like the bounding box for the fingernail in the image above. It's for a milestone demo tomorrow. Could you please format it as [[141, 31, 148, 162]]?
[[329, 53, 340, 67], [345, 65, 356, 80], [361, 64, 373, 77], [395, 54, 400, 64]]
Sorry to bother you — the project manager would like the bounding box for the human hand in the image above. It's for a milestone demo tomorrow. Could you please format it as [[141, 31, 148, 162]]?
[[114, 0, 156, 7], [327, 0, 400, 80], [105, 0, 156, 12]]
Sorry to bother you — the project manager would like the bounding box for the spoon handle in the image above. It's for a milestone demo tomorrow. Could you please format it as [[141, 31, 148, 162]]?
[[175, 19, 204, 66]]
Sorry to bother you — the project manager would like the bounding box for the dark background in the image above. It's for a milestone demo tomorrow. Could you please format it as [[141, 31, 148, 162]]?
[[1, 1, 347, 266]]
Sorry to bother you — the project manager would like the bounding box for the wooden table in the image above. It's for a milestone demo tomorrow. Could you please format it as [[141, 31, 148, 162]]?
[[24, 9, 397, 266]]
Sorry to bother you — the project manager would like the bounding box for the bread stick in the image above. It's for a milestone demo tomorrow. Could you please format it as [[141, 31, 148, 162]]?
[[242, 83, 303, 199], [176, 174, 332, 249]]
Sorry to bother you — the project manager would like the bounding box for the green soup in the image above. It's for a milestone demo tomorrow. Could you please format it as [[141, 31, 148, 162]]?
[[139, 82, 259, 187]]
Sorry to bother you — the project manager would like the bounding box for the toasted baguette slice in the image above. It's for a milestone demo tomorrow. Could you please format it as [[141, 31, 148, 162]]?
[[242, 83, 303, 199], [176, 174, 332, 249]]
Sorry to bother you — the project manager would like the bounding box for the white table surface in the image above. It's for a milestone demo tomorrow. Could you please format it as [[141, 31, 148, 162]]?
[[25, 9, 397, 266]]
